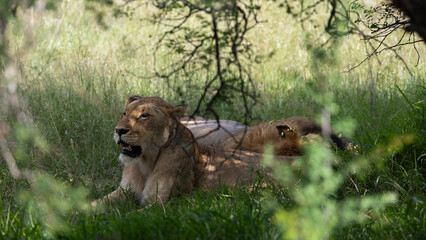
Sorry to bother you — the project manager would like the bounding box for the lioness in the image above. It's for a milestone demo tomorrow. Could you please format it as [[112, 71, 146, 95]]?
[[93, 96, 292, 207], [218, 122, 302, 156], [218, 117, 349, 156]]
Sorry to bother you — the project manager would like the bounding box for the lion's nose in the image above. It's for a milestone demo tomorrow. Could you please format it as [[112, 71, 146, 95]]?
[[115, 128, 129, 136]]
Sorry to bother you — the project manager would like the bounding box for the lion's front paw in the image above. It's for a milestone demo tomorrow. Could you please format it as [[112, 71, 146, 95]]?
[[90, 199, 101, 208]]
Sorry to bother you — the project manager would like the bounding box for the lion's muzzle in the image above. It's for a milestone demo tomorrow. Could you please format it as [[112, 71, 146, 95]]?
[[118, 140, 142, 158], [115, 128, 142, 158]]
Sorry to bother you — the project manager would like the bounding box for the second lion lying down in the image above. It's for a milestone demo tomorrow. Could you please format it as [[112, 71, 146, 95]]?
[[182, 115, 350, 156], [93, 96, 293, 206]]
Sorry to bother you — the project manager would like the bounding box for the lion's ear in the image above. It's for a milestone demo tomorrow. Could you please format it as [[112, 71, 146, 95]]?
[[167, 104, 187, 116], [125, 95, 142, 105], [276, 124, 293, 138]]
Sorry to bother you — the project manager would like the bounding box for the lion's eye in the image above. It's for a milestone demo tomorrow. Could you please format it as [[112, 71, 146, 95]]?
[[139, 113, 150, 119], [121, 112, 126, 117]]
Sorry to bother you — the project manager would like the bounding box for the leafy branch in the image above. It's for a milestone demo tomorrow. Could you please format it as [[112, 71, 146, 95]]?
[[1, 2, 90, 235], [276, 0, 424, 73], [120, 0, 261, 123]]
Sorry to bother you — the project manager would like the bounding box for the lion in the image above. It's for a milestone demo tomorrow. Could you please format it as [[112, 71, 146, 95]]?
[[92, 96, 293, 207], [218, 122, 302, 156], [218, 117, 349, 156]]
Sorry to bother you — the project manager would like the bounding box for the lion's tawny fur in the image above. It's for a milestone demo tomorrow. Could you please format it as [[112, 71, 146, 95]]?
[[218, 122, 301, 156], [218, 117, 349, 156]]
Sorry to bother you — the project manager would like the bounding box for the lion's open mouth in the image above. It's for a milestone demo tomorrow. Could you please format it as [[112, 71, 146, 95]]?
[[119, 141, 142, 158]]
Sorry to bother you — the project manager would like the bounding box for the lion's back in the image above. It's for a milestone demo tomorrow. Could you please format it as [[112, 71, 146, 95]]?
[[182, 119, 246, 146], [218, 123, 281, 153]]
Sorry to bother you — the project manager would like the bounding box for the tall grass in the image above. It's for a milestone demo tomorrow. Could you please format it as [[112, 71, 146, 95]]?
[[1, 0, 425, 238]]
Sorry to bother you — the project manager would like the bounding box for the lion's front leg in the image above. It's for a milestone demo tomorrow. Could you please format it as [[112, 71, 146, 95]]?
[[140, 156, 195, 206], [141, 173, 175, 206], [92, 161, 146, 208], [91, 187, 125, 208]]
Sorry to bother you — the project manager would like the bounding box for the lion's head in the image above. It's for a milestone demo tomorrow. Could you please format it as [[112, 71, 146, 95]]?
[[114, 95, 187, 163], [273, 124, 300, 156]]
